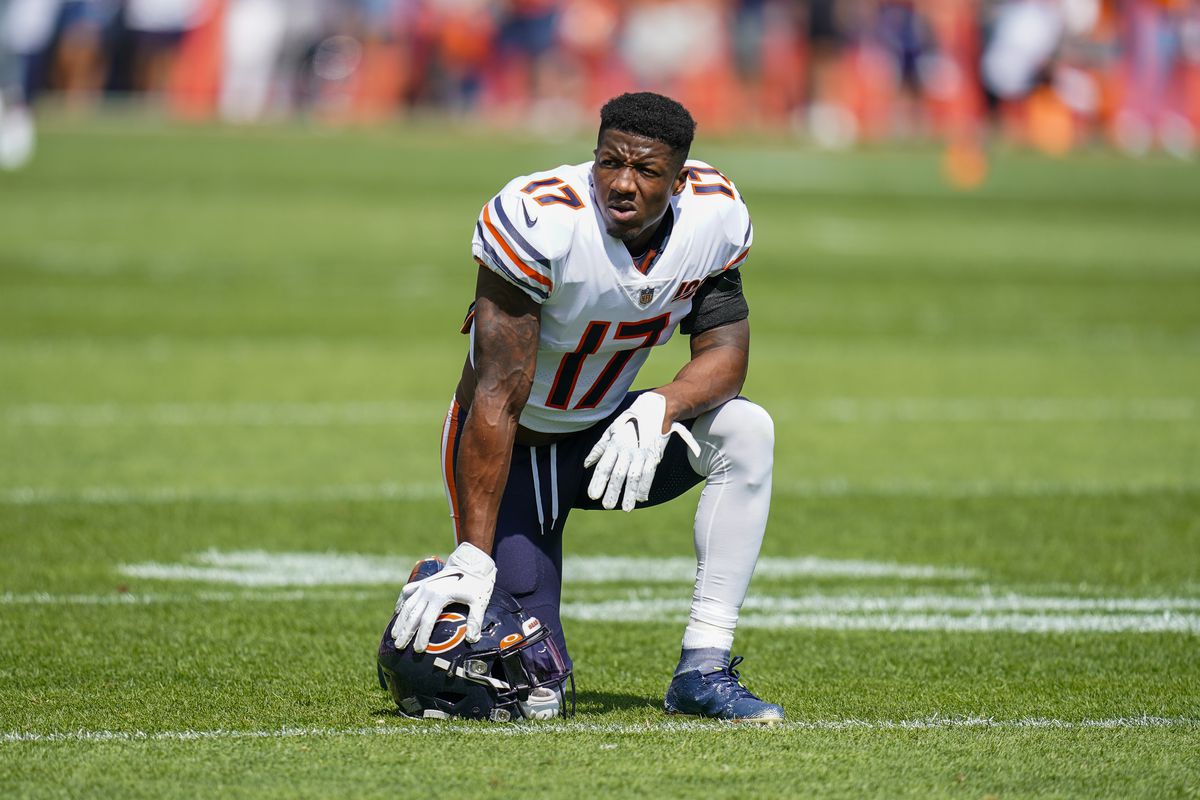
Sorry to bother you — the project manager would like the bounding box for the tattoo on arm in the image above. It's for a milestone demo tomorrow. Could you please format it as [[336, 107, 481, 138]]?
[[454, 268, 540, 554], [471, 270, 540, 411]]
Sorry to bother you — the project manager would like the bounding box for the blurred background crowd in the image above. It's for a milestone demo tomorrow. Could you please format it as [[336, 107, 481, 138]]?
[[1, 0, 1198, 162]]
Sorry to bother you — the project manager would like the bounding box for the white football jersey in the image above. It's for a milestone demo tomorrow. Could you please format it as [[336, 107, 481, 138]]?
[[470, 159, 752, 433]]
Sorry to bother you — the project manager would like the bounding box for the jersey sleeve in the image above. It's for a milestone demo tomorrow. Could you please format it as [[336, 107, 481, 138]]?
[[680, 269, 749, 336], [471, 189, 572, 303], [715, 193, 753, 275], [684, 160, 755, 277]]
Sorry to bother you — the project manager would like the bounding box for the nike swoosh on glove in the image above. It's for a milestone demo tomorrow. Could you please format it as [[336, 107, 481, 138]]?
[[391, 541, 496, 653], [584, 392, 701, 512]]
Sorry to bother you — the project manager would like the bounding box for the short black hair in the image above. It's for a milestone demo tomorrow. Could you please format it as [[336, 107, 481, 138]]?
[[598, 92, 696, 162]]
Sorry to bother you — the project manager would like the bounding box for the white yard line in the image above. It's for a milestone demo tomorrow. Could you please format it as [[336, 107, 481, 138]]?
[[561, 601, 1200, 634], [567, 594, 1200, 615], [732, 613, 1200, 634], [2, 716, 1195, 744], [112, 550, 977, 587], [10, 589, 1197, 615], [7, 589, 1199, 633]]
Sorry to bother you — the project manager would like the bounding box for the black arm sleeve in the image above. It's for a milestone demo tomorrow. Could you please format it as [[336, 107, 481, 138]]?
[[679, 269, 749, 336]]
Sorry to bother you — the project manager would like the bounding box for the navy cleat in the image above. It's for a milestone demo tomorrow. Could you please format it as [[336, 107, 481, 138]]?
[[664, 656, 785, 724]]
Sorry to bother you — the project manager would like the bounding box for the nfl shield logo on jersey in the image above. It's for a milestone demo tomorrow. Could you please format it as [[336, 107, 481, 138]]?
[[639, 287, 655, 306]]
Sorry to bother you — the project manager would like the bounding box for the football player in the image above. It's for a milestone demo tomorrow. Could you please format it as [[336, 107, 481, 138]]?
[[393, 92, 782, 722]]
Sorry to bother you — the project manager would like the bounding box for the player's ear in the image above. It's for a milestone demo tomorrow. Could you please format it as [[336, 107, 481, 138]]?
[[672, 164, 688, 195]]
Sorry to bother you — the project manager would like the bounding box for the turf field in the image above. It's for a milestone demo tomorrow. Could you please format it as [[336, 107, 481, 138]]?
[[1, 117, 1198, 798]]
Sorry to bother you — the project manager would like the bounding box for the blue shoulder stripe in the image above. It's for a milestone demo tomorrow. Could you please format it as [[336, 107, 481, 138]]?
[[475, 222, 550, 300], [491, 197, 551, 271]]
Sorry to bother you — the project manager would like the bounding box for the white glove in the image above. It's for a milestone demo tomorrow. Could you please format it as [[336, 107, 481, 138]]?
[[584, 392, 701, 512], [391, 541, 496, 653]]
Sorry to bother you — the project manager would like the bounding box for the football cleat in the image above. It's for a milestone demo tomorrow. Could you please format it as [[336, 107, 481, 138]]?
[[664, 656, 785, 724]]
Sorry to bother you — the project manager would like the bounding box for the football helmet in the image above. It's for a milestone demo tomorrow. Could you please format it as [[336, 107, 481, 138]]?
[[377, 580, 573, 722]]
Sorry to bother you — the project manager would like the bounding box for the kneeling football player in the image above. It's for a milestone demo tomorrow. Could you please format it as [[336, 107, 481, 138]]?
[[391, 92, 782, 723]]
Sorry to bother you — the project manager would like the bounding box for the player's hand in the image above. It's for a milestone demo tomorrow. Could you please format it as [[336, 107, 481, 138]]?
[[391, 541, 496, 653], [584, 392, 701, 512]]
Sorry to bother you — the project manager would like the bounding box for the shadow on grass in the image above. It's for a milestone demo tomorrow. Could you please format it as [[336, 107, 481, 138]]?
[[573, 689, 658, 716], [370, 707, 408, 718], [367, 689, 657, 720]]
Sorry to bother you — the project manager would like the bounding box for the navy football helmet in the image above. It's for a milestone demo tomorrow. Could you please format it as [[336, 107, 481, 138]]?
[[377, 576, 573, 722]]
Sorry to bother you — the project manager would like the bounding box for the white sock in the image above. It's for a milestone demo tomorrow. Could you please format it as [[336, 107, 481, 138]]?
[[680, 398, 773, 653]]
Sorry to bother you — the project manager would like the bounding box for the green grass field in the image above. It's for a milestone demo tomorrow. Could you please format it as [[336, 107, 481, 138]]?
[[1, 117, 1198, 798]]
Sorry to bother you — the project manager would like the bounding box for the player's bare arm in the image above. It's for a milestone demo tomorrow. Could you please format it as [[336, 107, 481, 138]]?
[[453, 265, 541, 555], [657, 318, 750, 433], [389, 267, 537, 653]]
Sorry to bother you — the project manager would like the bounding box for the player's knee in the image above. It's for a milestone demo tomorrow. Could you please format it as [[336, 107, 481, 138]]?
[[704, 399, 774, 482], [729, 400, 774, 480], [719, 398, 774, 450]]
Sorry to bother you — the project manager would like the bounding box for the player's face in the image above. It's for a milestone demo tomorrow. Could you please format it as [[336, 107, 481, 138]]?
[[592, 130, 688, 253]]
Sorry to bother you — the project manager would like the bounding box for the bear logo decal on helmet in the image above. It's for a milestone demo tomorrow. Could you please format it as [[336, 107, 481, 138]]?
[[424, 612, 468, 654]]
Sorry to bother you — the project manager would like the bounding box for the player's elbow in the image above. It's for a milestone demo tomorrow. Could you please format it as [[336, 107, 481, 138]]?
[[473, 367, 533, 422], [717, 348, 749, 402], [729, 360, 749, 398]]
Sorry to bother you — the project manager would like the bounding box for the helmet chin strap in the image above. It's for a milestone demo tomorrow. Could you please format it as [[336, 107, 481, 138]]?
[[451, 659, 511, 691]]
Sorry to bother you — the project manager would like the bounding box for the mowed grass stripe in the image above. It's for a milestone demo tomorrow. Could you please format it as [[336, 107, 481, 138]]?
[[4, 715, 1197, 744], [0, 483, 447, 505], [0, 591, 382, 605], [4, 480, 1198, 505], [2, 401, 444, 426], [5, 397, 1196, 426]]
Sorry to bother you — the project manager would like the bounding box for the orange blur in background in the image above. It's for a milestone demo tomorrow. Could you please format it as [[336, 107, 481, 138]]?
[[1, 0, 1198, 161]]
